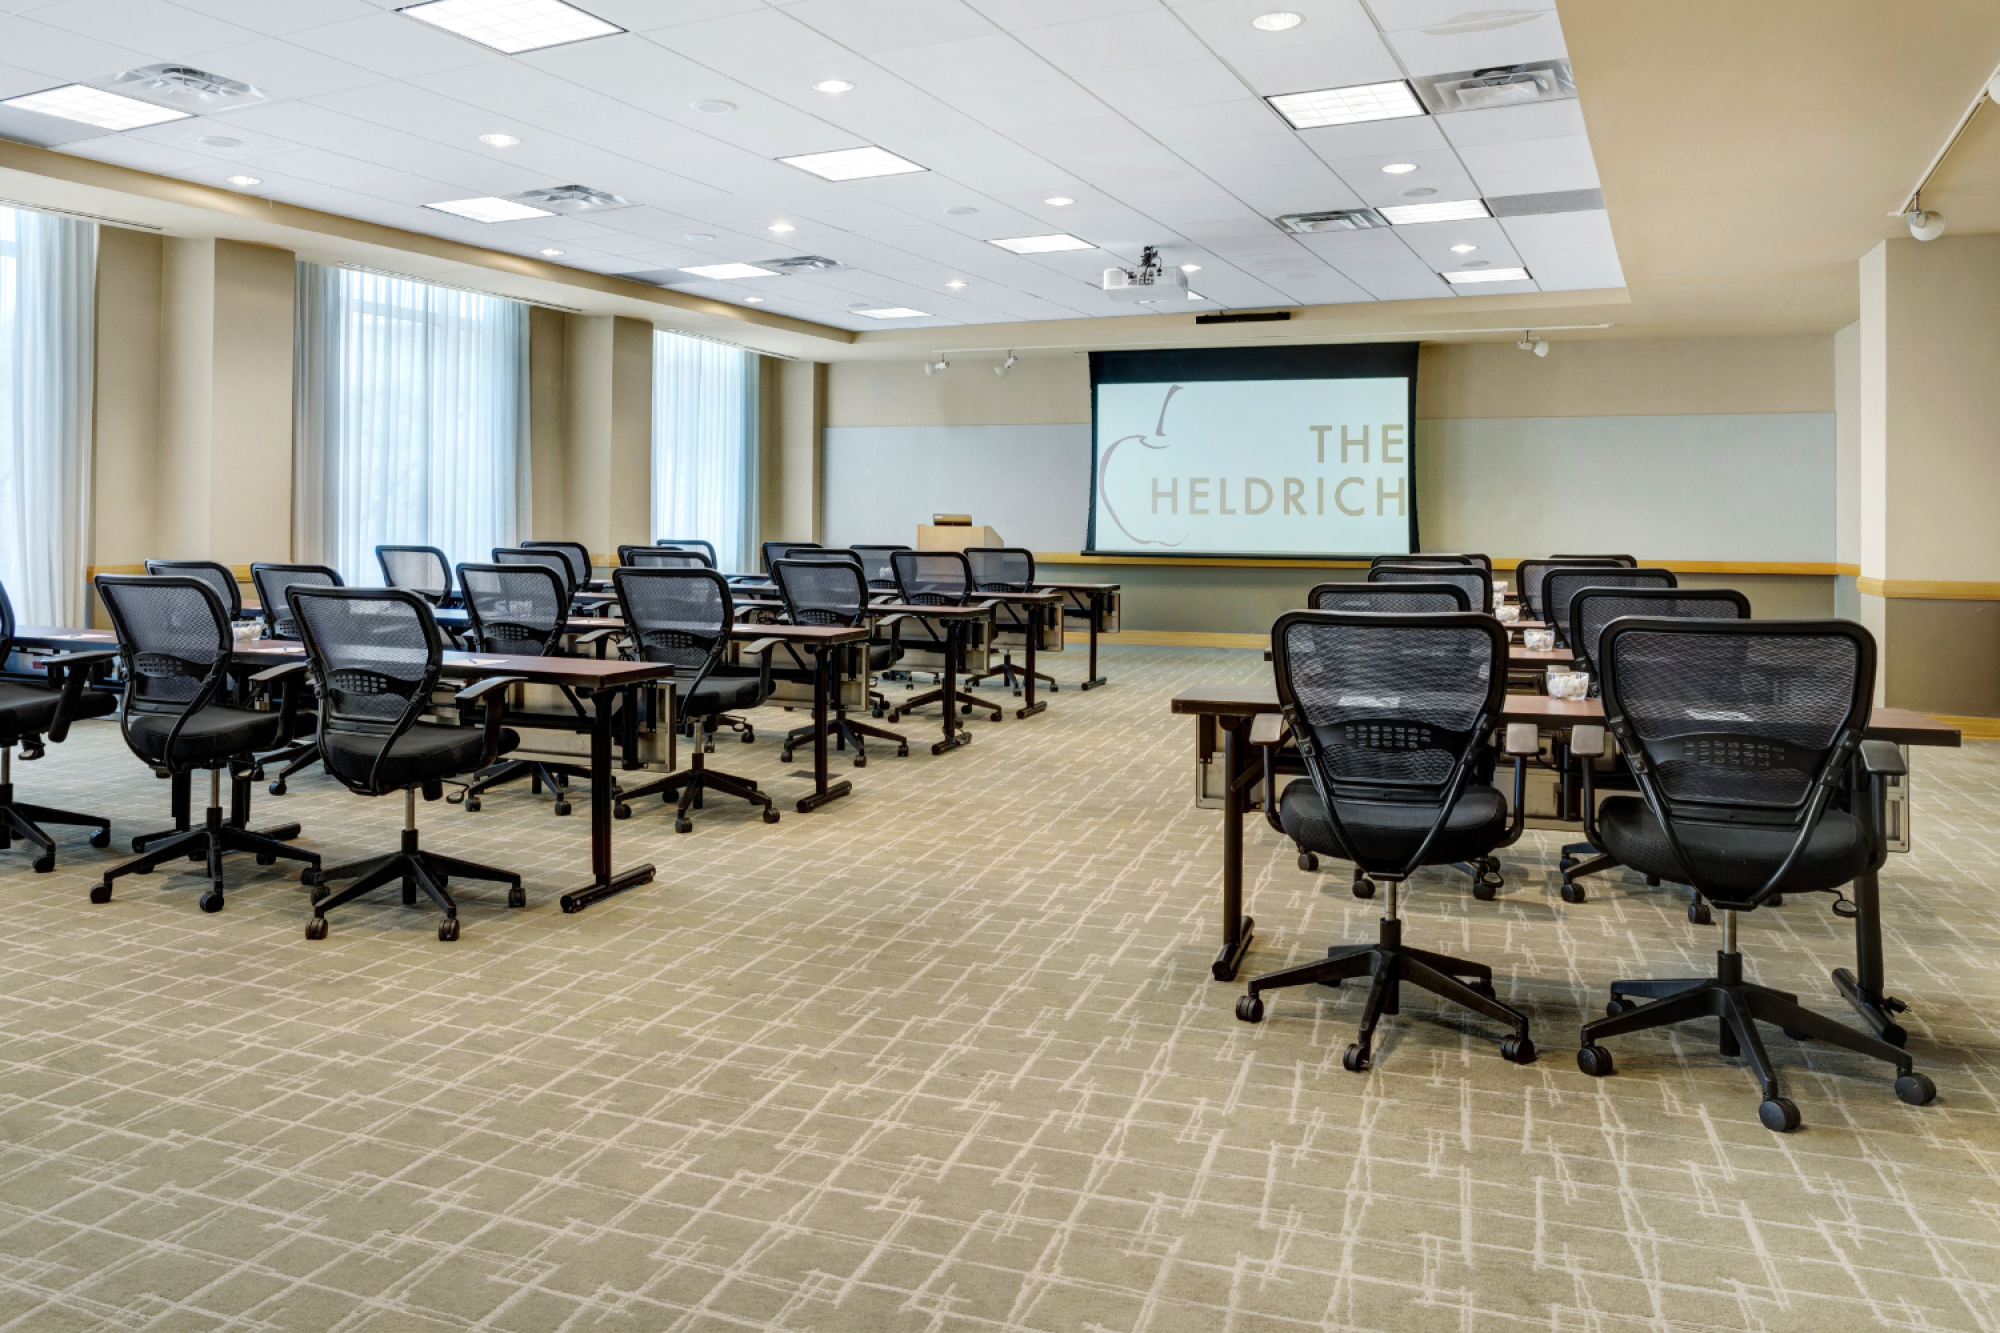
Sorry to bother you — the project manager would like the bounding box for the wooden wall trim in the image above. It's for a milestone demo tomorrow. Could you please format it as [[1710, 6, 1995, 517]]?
[[1034, 553, 1856, 576], [1927, 713, 2000, 739], [1858, 577, 2000, 600]]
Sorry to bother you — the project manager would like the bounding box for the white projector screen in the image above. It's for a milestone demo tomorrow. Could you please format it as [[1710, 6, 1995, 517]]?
[[1088, 344, 1419, 558]]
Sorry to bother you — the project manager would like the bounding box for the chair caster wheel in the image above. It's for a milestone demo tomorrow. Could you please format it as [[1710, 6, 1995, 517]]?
[[305, 917, 328, 940], [1560, 881, 1585, 903], [1577, 1043, 1615, 1076], [553, 801, 572, 816], [250, 766, 265, 781], [741, 729, 755, 743], [1501, 1035, 1536, 1064], [896, 746, 908, 757], [508, 884, 526, 908], [301, 868, 321, 886], [674, 817, 693, 834], [1758, 1097, 1801, 1132], [614, 804, 631, 820], [438, 917, 460, 942], [1342, 1044, 1369, 1072], [1606, 997, 1635, 1016], [1895, 1071, 1937, 1106], [465, 797, 481, 812], [1234, 994, 1263, 1022], [853, 755, 866, 768], [1783, 1027, 1810, 1041], [781, 750, 793, 764], [32, 854, 53, 874], [762, 808, 780, 824], [1473, 873, 1501, 901], [1352, 877, 1374, 899], [88, 828, 110, 849], [268, 781, 287, 796], [89, 882, 111, 904], [1298, 852, 1318, 872], [199, 891, 224, 914], [1688, 901, 1712, 925]]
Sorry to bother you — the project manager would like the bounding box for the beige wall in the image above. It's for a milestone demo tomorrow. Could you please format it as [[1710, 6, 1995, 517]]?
[[827, 355, 1089, 427], [91, 227, 163, 578], [561, 314, 652, 565], [761, 358, 823, 546], [528, 306, 570, 545], [1416, 336, 1833, 418]]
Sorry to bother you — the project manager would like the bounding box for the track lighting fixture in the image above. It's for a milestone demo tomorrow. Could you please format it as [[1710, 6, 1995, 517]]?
[[924, 359, 949, 376], [1907, 195, 1946, 241], [995, 352, 1017, 377], [1517, 331, 1548, 357]]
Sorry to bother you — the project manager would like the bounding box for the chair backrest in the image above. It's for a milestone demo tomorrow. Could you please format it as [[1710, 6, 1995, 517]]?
[[1271, 609, 1507, 874], [1570, 586, 1750, 680], [656, 538, 718, 567], [0, 579, 15, 656], [1309, 581, 1470, 614], [622, 544, 711, 569], [965, 547, 1035, 591], [1541, 566, 1676, 649], [457, 562, 569, 657], [145, 559, 241, 618], [376, 545, 454, 604], [1372, 552, 1491, 571], [1600, 618, 1873, 902], [287, 587, 440, 755], [613, 567, 732, 705], [891, 550, 972, 605], [1514, 557, 1618, 620], [1369, 562, 1492, 613], [772, 558, 868, 627], [250, 562, 343, 641], [493, 546, 577, 595], [522, 540, 592, 588], [762, 540, 819, 573], [94, 574, 230, 713], [1551, 553, 1637, 566], [850, 545, 910, 589]]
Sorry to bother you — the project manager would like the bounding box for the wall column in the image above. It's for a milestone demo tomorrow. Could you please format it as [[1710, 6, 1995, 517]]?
[[562, 314, 652, 571], [760, 358, 824, 547]]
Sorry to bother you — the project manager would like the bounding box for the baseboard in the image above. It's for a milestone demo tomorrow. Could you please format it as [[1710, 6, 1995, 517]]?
[[1064, 629, 1265, 649], [1925, 713, 2000, 739]]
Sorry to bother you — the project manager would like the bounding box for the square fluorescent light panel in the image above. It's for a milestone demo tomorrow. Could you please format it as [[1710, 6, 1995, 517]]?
[[778, 146, 926, 181], [399, 0, 623, 53], [1266, 80, 1425, 130], [681, 263, 780, 279], [1379, 198, 1492, 225], [989, 234, 1094, 254], [2, 84, 189, 129], [425, 196, 555, 222], [1443, 267, 1530, 283], [857, 308, 930, 319]]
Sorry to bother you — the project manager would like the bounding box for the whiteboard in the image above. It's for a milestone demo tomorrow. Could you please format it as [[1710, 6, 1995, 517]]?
[[823, 425, 1092, 552]]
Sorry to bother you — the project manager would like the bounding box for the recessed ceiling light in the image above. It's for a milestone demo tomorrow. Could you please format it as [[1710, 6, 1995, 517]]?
[[1251, 11, 1302, 30], [539, 247, 564, 256], [226, 174, 261, 186], [744, 296, 765, 303], [944, 206, 978, 216], [1044, 196, 1074, 207], [685, 233, 715, 242], [398, 0, 622, 54], [768, 221, 795, 233], [1379, 198, 1491, 224], [1398, 187, 1436, 198], [1381, 162, 1418, 174], [681, 262, 779, 279], [857, 308, 929, 319], [990, 233, 1092, 254], [1444, 266, 1529, 284], [1449, 243, 1478, 254], [1, 84, 190, 130], [1266, 79, 1425, 130], [479, 132, 520, 146], [779, 146, 925, 180], [812, 79, 854, 93], [945, 279, 967, 288], [1460, 259, 1490, 268], [691, 100, 734, 114], [200, 135, 241, 148], [425, 195, 554, 222], [1181, 264, 1202, 272]]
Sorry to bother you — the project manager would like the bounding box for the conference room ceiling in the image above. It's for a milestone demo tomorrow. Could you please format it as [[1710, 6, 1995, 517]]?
[[0, 0, 1624, 332]]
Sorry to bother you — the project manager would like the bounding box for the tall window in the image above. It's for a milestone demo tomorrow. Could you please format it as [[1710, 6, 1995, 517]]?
[[653, 332, 756, 572], [294, 264, 527, 583], [0, 205, 95, 625]]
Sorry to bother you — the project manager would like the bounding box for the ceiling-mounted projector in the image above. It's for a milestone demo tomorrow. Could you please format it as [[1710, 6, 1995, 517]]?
[[1103, 246, 1188, 303]]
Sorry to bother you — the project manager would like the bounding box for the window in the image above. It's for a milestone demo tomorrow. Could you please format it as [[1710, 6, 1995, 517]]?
[[652, 332, 756, 572], [294, 264, 527, 583], [0, 205, 96, 625]]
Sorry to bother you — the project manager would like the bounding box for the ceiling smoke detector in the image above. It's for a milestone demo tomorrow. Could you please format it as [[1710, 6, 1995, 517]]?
[[1103, 245, 1189, 303], [113, 63, 265, 110], [760, 255, 844, 272], [1273, 208, 1388, 234], [507, 184, 633, 214]]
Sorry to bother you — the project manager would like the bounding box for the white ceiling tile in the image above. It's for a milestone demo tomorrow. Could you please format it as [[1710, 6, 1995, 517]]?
[[1014, 11, 1211, 77], [1007, 114, 1156, 161], [1296, 114, 1448, 160], [1081, 60, 1252, 116], [1225, 34, 1402, 97], [886, 128, 1066, 194], [874, 33, 1059, 94], [277, 11, 496, 79], [30, 0, 260, 61], [1383, 215, 1519, 269], [1500, 209, 1623, 290], [1361, 0, 1554, 26], [1173, 0, 1379, 56], [1435, 97, 1584, 148], [1471, 161, 1597, 197], [590, 0, 767, 31], [1121, 99, 1282, 146], [175, 36, 388, 101], [643, 8, 853, 75], [924, 77, 1109, 131], [1327, 160, 1482, 207], [408, 57, 592, 113], [307, 81, 489, 138], [780, 0, 997, 57], [168, 0, 382, 38], [1264, 268, 1376, 305], [0, 16, 160, 78], [1380, 11, 1567, 77], [1456, 132, 1593, 179], [57, 134, 216, 173], [966, 0, 1158, 31]]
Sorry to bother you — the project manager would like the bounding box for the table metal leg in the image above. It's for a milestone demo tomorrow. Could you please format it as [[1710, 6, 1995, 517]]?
[[1833, 867, 1910, 1046], [1080, 593, 1108, 690], [797, 644, 853, 813], [559, 687, 656, 913], [1017, 604, 1048, 720], [1212, 716, 1255, 981]]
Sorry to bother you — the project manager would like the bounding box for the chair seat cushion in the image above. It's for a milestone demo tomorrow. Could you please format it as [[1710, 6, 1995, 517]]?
[[686, 671, 764, 715], [324, 724, 519, 792], [1279, 778, 1508, 870], [0, 681, 115, 739], [866, 642, 899, 671], [1596, 796, 1869, 902], [128, 705, 286, 765]]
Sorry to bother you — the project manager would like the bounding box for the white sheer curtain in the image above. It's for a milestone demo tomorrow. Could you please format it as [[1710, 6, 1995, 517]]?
[[0, 205, 95, 626], [652, 332, 757, 572], [294, 264, 528, 583]]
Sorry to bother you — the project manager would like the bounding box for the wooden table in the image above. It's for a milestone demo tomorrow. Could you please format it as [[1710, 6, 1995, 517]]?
[[867, 602, 995, 753], [976, 589, 1063, 719], [1036, 582, 1120, 690], [730, 622, 870, 812], [1169, 679, 1961, 1030]]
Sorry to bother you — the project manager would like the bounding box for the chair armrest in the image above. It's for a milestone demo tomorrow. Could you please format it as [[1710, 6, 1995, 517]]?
[[1504, 722, 1541, 757], [1858, 739, 1906, 777], [739, 637, 782, 657], [453, 674, 529, 703], [38, 649, 119, 669], [1568, 724, 1607, 758], [1249, 713, 1288, 747], [250, 660, 311, 684], [573, 628, 621, 644], [872, 613, 909, 630]]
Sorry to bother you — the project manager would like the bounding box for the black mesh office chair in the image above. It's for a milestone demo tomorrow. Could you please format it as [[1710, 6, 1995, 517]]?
[[1572, 617, 1937, 1131], [376, 545, 459, 607], [762, 540, 819, 573], [146, 559, 253, 621], [887, 550, 1003, 725], [609, 567, 779, 831], [963, 547, 1055, 696], [1540, 566, 1676, 649], [1308, 582, 1470, 613], [0, 580, 116, 871], [523, 539, 594, 590], [1371, 552, 1490, 571], [454, 562, 594, 815], [657, 538, 718, 566], [90, 575, 320, 910], [494, 545, 584, 604], [1236, 610, 1540, 1070], [1369, 562, 1493, 613], [284, 587, 525, 941], [1551, 553, 1637, 566], [1514, 557, 1617, 622], [1557, 587, 1751, 911], [247, 562, 342, 795], [851, 545, 909, 593], [621, 544, 710, 569], [771, 558, 909, 767]]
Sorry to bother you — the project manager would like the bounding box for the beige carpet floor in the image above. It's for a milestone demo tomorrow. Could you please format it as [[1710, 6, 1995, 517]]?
[[0, 643, 1992, 1332]]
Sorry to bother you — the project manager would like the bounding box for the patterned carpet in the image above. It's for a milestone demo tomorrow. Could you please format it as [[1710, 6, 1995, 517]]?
[[0, 643, 1993, 1332]]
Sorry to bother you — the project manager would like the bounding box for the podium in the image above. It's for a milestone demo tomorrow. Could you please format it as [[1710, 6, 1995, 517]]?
[[917, 524, 1002, 552]]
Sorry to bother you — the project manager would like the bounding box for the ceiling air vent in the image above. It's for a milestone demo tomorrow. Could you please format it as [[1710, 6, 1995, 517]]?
[[756, 255, 843, 272], [507, 185, 634, 215], [1411, 60, 1575, 114], [1273, 208, 1387, 234], [112, 64, 265, 110]]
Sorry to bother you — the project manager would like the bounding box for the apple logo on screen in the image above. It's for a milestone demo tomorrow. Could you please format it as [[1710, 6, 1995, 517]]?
[[1100, 383, 1188, 548]]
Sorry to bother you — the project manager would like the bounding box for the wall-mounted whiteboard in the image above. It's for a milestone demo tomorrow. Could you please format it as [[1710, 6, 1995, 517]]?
[[823, 425, 1091, 552]]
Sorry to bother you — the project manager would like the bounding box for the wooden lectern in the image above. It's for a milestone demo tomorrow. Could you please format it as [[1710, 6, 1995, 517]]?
[[917, 515, 1002, 552]]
